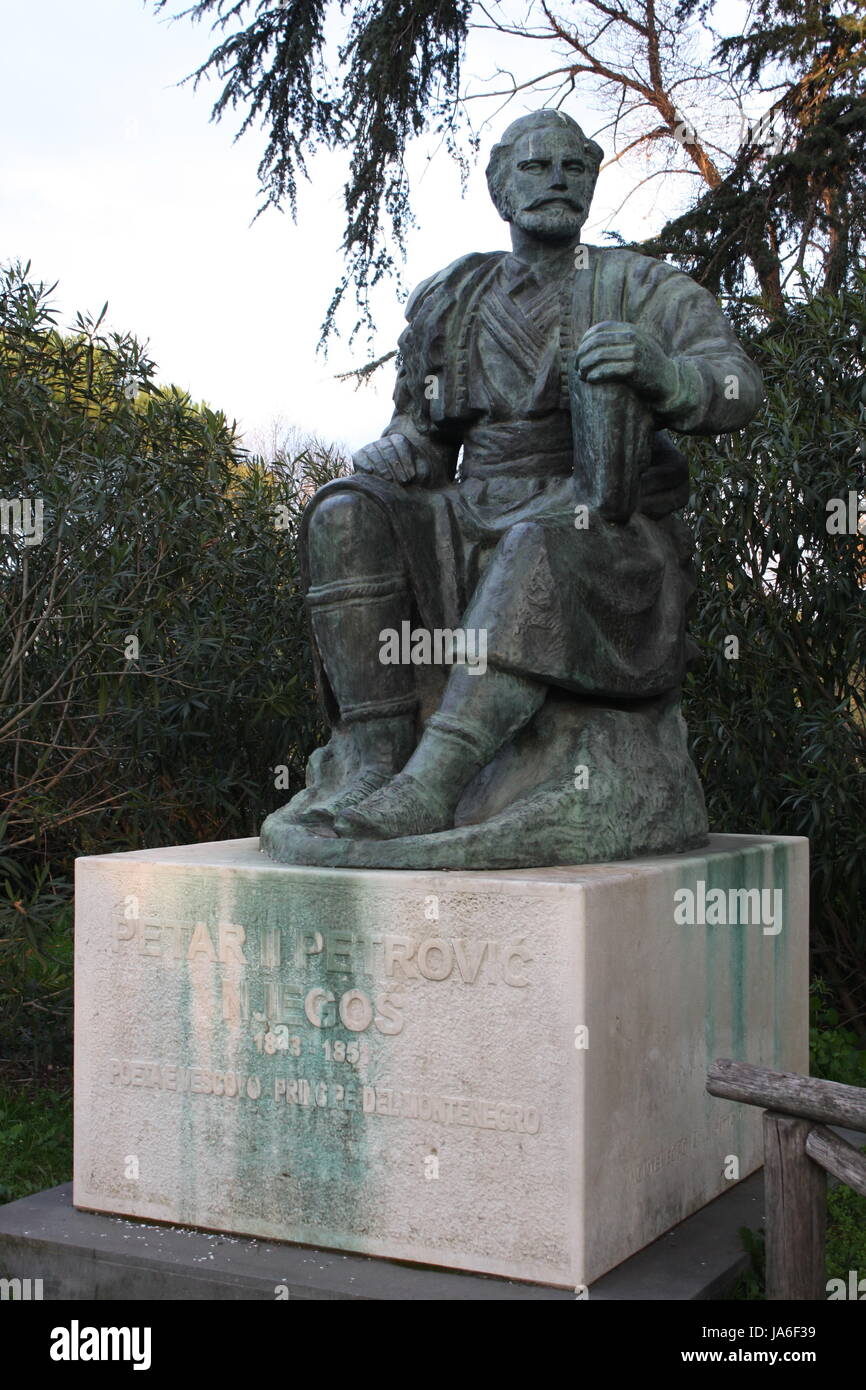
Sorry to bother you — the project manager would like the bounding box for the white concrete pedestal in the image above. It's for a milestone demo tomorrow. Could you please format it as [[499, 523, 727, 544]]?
[[73, 834, 808, 1288]]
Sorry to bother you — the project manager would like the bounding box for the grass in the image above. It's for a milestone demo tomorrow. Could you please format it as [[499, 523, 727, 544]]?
[[0, 1065, 72, 1204]]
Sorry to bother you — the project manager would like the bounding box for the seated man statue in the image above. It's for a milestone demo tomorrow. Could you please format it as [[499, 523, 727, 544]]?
[[261, 109, 763, 870]]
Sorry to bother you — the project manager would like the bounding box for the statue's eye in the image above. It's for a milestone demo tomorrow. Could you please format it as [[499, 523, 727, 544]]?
[[518, 161, 546, 172], [564, 161, 585, 173]]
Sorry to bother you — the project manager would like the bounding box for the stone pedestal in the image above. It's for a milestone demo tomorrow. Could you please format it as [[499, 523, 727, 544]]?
[[73, 834, 808, 1289]]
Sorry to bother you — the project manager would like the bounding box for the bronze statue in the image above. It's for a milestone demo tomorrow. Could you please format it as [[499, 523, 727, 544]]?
[[261, 109, 763, 869]]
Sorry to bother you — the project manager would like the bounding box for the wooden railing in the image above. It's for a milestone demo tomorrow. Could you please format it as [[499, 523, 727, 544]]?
[[707, 1059, 866, 1300]]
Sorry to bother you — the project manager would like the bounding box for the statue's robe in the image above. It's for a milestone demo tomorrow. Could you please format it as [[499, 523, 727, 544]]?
[[303, 246, 763, 722]]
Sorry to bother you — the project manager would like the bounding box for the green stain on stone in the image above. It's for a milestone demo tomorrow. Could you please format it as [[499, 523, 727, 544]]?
[[702, 868, 716, 1070], [701, 848, 756, 1068], [207, 868, 376, 1243], [769, 841, 792, 1070], [700, 847, 757, 1162], [176, 869, 223, 1227]]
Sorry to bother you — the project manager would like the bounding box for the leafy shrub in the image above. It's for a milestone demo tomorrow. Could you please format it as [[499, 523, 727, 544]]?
[[810, 979, 866, 1085], [0, 262, 346, 1059], [683, 276, 866, 1031], [0, 1077, 73, 1202], [826, 1178, 866, 1285]]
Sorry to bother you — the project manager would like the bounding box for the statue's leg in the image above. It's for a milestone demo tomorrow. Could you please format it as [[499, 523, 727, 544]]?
[[333, 662, 546, 839], [296, 490, 417, 826]]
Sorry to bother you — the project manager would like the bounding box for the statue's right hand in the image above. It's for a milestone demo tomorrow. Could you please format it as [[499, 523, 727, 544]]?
[[352, 433, 426, 484]]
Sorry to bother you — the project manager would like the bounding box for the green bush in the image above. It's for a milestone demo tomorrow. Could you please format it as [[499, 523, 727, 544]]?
[[810, 979, 866, 1086], [0, 262, 346, 1060], [0, 1078, 72, 1202], [683, 277, 866, 1032], [827, 1179, 866, 1285]]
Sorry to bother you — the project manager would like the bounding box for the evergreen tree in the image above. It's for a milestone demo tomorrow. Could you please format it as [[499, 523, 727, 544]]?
[[157, 0, 866, 335]]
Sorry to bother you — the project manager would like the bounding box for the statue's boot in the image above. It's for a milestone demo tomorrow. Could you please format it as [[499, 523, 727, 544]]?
[[293, 572, 418, 828], [292, 488, 419, 828], [334, 665, 546, 839], [295, 712, 417, 828]]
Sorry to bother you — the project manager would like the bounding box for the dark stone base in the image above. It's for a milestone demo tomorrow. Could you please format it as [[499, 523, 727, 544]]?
[[0, 1176, 764, 1301]]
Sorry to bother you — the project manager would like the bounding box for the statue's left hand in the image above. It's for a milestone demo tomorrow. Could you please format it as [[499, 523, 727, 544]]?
[[576, 322, 679, 406]]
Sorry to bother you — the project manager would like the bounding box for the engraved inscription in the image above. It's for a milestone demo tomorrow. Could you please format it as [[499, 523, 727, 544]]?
[[110, 1059, 262, 1099], [631, 1110, 736, 1182], [108, 1057, 543, 1133], [112, 915, 535, 1039], [114, 918, 533, 987], [107, 902, 542, 1140]]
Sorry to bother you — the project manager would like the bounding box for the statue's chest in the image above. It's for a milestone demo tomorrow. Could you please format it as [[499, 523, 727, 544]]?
[[458, 267, 600, 419]]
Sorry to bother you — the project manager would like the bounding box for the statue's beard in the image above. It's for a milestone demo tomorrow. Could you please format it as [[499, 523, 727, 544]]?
[[511, 203, 585, 242]]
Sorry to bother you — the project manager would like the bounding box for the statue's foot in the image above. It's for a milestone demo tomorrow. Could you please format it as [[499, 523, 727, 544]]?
[[333, 772, 456, 840], [292, 767, 395, 829]]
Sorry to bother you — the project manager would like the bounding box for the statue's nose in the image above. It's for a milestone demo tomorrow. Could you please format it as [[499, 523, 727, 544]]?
[[549, 164, 568, 188]]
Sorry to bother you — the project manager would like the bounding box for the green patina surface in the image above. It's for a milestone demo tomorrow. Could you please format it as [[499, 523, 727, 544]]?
[[161, 869, 380, 1238], [770, 840, 794, 1071], [700, 843, 802, 1159]]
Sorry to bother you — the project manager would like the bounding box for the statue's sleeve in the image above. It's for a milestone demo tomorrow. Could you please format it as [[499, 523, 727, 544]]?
[[379, 264, 471, 485], [625, 257, 764, 434]]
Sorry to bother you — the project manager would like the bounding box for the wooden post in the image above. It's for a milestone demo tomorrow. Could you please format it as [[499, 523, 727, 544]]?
[[763, 1112, 826, 1300]]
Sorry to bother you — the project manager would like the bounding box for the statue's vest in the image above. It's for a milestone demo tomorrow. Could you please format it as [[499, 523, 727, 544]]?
[[397, 246, 666, 430]]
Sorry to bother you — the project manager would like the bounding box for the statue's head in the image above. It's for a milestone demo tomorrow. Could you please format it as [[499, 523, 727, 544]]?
[[486, 110, 603, 242]]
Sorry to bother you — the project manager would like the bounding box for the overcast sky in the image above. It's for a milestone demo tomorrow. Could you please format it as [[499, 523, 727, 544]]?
[[1, 0, 749, 453]]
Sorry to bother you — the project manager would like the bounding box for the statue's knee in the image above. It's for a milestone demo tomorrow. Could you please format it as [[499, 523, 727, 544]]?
[[308, 488, 372, 534], [306, 488, 395, 577]]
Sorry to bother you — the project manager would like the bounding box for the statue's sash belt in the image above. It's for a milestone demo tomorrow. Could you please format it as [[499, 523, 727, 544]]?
[[461, 419, 573, 478], [461, 450, 573, 479]]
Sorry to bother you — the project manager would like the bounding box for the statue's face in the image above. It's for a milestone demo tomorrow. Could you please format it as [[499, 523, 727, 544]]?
[[504, 127, 597, 241]]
